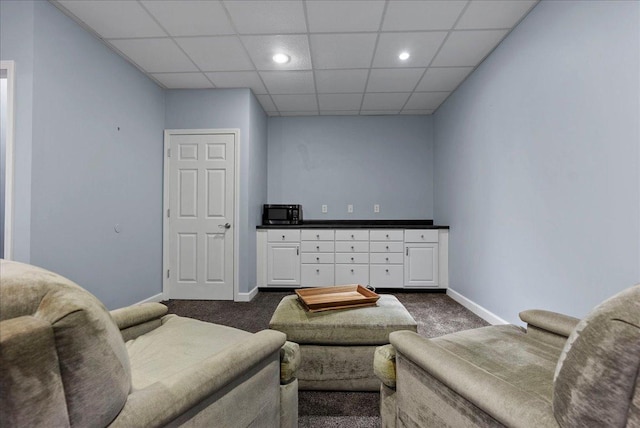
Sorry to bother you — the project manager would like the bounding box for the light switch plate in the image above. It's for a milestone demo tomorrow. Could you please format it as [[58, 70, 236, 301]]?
[[347, 204, 353, 213], [374, 204, 380, 213], [322, 204, 328, 213]]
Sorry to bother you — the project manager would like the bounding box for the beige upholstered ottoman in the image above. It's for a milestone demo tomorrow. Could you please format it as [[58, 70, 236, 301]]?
[[269, 294, 417, 391]]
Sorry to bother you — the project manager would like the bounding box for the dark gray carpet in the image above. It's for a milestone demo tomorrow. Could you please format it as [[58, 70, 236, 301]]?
[[163, 290, 488, 427]]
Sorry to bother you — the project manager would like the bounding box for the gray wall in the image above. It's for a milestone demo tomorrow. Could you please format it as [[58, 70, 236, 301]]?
[[0, 0, 34, 263], [434, 0, 640, 323], [268, 115, 434, 219], [164, 88, 262, 294], [4, 0, 166, 308]]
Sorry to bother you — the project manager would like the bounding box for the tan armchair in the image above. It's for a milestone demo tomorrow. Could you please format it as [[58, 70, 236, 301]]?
[[0, 260, 299, 427], [374, 284, 640, 427]]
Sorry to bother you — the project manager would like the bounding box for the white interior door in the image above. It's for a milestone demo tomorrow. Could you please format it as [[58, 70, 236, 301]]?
[[165, 131, 236, 300]]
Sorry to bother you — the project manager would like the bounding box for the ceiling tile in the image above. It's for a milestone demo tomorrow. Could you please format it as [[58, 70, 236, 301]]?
[[318, 94, 363, 110], [456, 0, 537, 30], [362, 93, 410, 110], [141, 0, 234, 36], [109, 38, 198, 73], [151, 72, 213, 88], [224, 0, 307, 34], [57, 0, 165, 38], [206, 71, 267, 94], [431, 30, 508, 66], [382, 0, 467, 31], [175, 36, 254, 71], [242, 35, 311, 71], [260, 71, 315, 94], [315, 69, 369, 93], [271, 94, 318, 111], [404, 92, 450, 110], [310, 34, 377, 69], [367, 68, 424, 93], [306, 0, 385, 33], [416, 67, 473, 91], [256, 94, 277, 111], [400, 109, 434, 115], [373, 32, 447, 68]]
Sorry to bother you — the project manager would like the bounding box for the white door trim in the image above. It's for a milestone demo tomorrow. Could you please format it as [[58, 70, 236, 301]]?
[[1, 60, 15, 260], [162, 129, 240, 301]]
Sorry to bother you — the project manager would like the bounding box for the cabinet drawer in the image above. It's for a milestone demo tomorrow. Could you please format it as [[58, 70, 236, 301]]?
[[370, 242, 403, 253], [404, 229, 438, 243], [301, 241, 335, 253], [370, 253, 403, 264], [301, 264, 335, 287], [335, 264, 369, 285], [335, 230, 369, 241], [335, 241, 369, 253], [301, 253, 334, 264], [301, 230, 335, 241], [369, 230, 403, 241], [370, 265, 403, 288], [267, 229, 301, 242], [335, 253, 369, 264]]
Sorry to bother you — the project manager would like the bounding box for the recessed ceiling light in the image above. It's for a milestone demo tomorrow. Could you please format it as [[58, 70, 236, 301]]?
[[399, 51, 410, 61], [272, 53, 290, 64]]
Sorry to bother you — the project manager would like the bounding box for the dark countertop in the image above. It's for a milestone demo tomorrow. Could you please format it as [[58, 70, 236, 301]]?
[[257, 220, 449, 229]]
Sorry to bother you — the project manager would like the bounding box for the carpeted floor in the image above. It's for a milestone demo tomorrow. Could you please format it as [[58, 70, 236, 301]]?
[[164, 290, 489, 427]]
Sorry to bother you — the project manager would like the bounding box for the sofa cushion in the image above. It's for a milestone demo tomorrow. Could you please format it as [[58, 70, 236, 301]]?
[[0, 260, 131, 427], [269, 294, 417, 345], [553, 284, 640, 428]]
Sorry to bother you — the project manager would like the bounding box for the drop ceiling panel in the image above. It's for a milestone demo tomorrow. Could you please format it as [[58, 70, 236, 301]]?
[[373, 32, 448, 68], [367, 68, 425, 93], [206, 71, 267, 94], [224, 0, 307, 34], [315, 69, 369, 94], [416, 67, 474, 91], [432, 29, 509, 66], [57, 0, 165, 38], [151, 72, 213, 89], [404, 92, 450, 110], [256, 94, 277, 111], [456, 0, 537, 30], [272, 94, 318, 111], [306, 0, 385, 33], [175, 36, 254, 71], [318, 94, 363, 110], [382, 0, 467, 31], [362, 93, 410, 111], [310, 34, 378, 69], [109, 38, 198, 73], [260, 71, 315, 94], [242, 35, 311, 71], [141, 0, 234, 37]]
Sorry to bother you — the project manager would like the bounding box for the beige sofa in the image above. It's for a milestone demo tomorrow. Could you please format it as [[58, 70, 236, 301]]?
[[374, 284, 640, 427], [0, 260, 299, 427]]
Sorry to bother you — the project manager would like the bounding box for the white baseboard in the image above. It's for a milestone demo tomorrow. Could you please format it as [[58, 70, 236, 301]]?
[[446, 288, 509, 325], [236, 286, 259, 302], [134, 293, 164, 306]]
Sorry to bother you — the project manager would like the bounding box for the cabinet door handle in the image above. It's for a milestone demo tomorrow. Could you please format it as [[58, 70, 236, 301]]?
[[316, 269, 320, 273], [316, 234, 320, 239], [351, 246, 354, 250], [297, 247, 299, 255], [385, 269, 389, 273], [351, 257, 354, 261], [351, 234, 354, 239], [316, 245, 320, 250], [350, 269, 354, 273], [406, 248, 409, 256], [316, 257, 320, 261], [386, 234, 389, 239], [282, 235, 285, 240]]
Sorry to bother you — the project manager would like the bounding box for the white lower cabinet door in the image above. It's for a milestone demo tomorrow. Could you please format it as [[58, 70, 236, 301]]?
[[267, 243, 300, 286], [404, 243, 439, 287], [370, 265, 403, 288], [301, 264, 335, 287], [335, 264, 369, 286]]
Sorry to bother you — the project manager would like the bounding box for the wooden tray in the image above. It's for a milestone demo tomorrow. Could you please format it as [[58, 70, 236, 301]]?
[[295, 285, 379, 312]]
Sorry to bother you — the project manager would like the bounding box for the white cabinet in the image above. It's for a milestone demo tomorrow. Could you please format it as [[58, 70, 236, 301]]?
[[266, 230, 300, 286], [335, 229, 369, 285], [301, 229, 334, 287], [370, 230, 404, 288], [404, 230, 439, 287]]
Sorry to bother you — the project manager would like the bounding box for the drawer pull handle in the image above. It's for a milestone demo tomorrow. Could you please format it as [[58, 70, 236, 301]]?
[[350, 269, 354, 273], [385, 257, 389, 261], [351, 246, 354, 250], [351, 234, 354, 239], [385, 269, 389, 273], [386, 234, 389, 238], [316, 234, 320, 239], [316, 269, 320, 273], [351, 257, 354, 261], [386, 246, 389, 250], [282, 235, 285, 240], [316, 257, 320, 261], [421, 234, 424, 239], [316, 246, 320, 250]]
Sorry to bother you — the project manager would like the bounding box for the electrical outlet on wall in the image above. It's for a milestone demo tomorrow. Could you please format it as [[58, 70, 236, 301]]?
[[322, 204, 328, 213], [374, 204, 380, 213], [347, 204, 353, 213]]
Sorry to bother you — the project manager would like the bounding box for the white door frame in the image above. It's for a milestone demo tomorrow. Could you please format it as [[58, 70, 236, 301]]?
[[1, 60, 15, 260], [162, 129, 240, 301]]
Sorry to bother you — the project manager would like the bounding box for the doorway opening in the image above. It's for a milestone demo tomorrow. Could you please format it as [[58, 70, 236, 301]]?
[[0, 60, 15, 260]]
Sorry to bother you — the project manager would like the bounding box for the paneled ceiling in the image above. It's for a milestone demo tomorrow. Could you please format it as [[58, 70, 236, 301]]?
[[51, 0, 538, 116]]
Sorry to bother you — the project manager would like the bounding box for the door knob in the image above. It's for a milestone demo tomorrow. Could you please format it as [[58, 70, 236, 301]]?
[[219, 223, 231, 229]]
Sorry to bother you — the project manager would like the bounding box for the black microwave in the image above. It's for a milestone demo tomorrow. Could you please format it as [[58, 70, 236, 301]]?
[[262, 204, 303, 225]]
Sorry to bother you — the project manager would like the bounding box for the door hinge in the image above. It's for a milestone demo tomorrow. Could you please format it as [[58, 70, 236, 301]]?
[[167, 209, 170, 218], [167, 148, 171, 157], [167, 269, 170, 278]]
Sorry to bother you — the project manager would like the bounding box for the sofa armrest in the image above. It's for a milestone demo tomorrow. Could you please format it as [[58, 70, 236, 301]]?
[[109, 329, 286, 428], [519, 310, 579, 338], [374, 344, 397, 388], [389, 330, 558, 428], [110, 303, 168, 341]]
